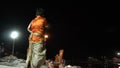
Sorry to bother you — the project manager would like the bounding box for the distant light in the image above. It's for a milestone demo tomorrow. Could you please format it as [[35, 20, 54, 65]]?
[[118, 63, 120, 65], [10, 31, 19, 39], [44, 34, 48, 39], [117, 52, 120, 56]]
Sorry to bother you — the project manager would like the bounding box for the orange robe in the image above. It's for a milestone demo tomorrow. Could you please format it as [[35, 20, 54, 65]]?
[[29, 16, 47, 42]]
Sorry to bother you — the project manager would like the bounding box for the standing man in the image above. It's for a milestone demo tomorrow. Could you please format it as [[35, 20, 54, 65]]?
[[25, 8, 48, 68]]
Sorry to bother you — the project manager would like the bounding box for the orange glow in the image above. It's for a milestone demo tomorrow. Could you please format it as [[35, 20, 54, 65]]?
[[59, 49, 64, 62], [55, 49, 64, 63]]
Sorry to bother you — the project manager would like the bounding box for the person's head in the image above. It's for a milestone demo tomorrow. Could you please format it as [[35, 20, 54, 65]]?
[[36, 8, 44, 16]]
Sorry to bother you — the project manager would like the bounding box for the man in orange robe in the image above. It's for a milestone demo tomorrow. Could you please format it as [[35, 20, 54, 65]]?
[[25, 9, 47, 68]]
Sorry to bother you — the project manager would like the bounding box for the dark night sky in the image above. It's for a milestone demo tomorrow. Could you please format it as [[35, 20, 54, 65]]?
[[3, 2, 120, 61]]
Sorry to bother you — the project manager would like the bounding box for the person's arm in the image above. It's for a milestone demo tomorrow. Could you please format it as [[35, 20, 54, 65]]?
[[27, 21, 32, 33]]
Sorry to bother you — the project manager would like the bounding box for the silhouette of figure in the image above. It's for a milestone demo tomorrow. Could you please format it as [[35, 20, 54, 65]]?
[[25, 8, 48, 68]]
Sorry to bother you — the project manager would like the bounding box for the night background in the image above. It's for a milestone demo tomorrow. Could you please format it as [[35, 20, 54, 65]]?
[[2, 2, 120, 66]]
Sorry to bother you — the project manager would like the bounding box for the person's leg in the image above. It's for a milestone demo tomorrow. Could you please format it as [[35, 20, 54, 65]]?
[[25, 41, 33, 68], [30, 42, 46, 68]]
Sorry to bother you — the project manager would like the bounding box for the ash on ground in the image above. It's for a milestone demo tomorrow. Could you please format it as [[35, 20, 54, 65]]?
[[0, 55, 81, 68]]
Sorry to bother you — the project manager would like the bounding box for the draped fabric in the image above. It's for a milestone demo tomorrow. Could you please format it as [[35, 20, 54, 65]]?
[[25, 15, 47, 68]]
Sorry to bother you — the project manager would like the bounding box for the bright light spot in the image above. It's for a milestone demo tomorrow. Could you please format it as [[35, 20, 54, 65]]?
[[117, 52, 120, 56], [119, 66, 120, 68], [10, 31, 19, 39], [44, 34, 48, 39], [118, 63, 120, 65]]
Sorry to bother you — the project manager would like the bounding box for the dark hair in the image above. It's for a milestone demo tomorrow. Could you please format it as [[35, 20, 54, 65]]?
[[36, 8, 44, 16]]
